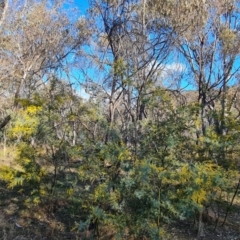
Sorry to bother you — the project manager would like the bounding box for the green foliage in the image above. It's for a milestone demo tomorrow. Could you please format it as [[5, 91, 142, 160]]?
[[0, 143, 47, 204], [7, 105, 41, 141], [1, 83, 239, 239]]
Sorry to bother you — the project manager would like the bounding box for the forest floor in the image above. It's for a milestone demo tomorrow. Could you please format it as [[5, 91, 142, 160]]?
[[168, 212, 240, 240], [1, 185, 240, 240], [1, 148, 240, 239]]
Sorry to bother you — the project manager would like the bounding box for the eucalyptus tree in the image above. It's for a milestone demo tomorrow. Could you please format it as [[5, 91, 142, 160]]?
[[81, 0, 175, 145], [0, 0, 87, 107], [149, 0, 240, 235], [161, 0, 240, 137]]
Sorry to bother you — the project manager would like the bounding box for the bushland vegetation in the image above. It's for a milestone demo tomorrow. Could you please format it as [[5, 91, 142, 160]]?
[[1, 0, 240, 239]]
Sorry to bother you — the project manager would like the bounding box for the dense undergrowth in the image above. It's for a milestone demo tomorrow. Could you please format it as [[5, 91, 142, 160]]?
[[1, 92, 240, 239]]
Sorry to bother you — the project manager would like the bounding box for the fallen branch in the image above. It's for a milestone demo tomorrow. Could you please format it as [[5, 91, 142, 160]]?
[[0, 115, 11, 130]]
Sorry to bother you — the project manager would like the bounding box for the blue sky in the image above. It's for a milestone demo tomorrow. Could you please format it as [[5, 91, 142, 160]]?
[[74, 0, 89, 13], [67, 0, 240, 99], [60, 1, 90, 98], [68, 0, 191, 97]]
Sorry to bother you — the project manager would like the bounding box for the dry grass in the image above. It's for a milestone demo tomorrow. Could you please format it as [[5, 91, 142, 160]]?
[[0, 146, 17, 167]]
